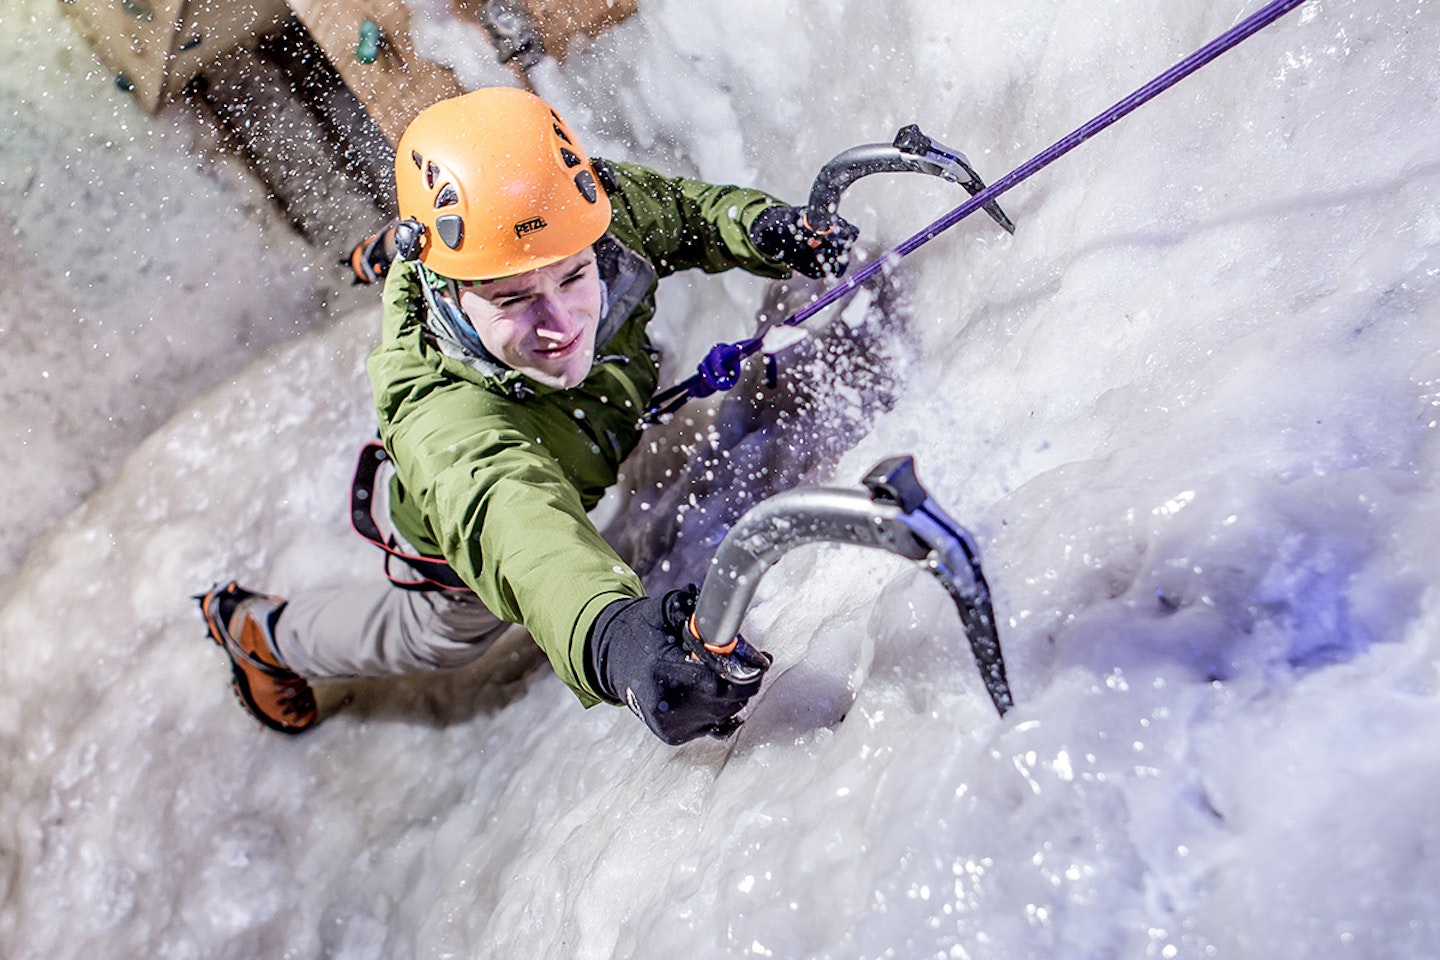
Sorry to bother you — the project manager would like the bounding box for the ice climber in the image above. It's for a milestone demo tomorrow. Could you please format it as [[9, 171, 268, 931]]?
[[199, 87, 858, 745]]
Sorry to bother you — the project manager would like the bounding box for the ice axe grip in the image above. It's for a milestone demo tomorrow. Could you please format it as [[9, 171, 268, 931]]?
[[681, 613, 769, 685]]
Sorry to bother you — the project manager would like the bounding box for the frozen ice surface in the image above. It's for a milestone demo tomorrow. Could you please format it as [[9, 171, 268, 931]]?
[[4, 0, 1440, 957], [0, 0, 371, 579]]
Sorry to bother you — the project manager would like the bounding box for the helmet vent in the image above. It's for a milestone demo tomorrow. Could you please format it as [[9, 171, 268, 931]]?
[[435, 183, 459, 208], [574, 169, 598, 204], [425, 161, 441, 189], [551, 119, 573, 144], [560, 148, 581, 168], [410, 150, 423, 170], [435, 215, 465, 250]]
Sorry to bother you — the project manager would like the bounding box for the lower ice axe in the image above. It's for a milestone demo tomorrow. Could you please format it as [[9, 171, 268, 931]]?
[[680, 456, 1014, 717]]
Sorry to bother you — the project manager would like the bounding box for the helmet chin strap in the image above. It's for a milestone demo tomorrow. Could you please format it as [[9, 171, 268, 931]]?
[[417, 266, 504, 370]]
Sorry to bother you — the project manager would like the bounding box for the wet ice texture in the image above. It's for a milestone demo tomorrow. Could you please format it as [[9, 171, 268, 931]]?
[[4, 0, 1440, 958], [0, 0, 370, 578]]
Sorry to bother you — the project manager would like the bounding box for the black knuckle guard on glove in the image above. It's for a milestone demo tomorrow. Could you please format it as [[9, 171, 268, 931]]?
[[586, 586, 770, 745], [749, 204, 859, 280]]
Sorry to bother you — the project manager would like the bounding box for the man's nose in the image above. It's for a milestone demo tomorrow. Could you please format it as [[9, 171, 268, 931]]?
[[532, 295, 574, 339]]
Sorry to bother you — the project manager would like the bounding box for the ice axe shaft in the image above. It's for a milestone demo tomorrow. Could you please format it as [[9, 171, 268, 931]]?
[[685, 457, 1013, 716]]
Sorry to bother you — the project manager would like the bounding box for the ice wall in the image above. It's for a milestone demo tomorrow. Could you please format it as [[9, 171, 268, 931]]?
[[0, 0, 367, 578], [3, 0, 1440, 958]]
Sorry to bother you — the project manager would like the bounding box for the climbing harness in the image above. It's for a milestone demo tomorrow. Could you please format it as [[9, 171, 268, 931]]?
[[350, 442, 471, 592], [643, 0, 1312, 424]]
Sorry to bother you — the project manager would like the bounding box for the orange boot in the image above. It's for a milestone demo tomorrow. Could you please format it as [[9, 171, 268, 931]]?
[[198, 582, 318, 733], [345, 225, 396, 285]]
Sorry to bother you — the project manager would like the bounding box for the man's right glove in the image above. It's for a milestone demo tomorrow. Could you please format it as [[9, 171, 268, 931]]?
[[749, 204, 859, 279], [586, 586, 771, 745]]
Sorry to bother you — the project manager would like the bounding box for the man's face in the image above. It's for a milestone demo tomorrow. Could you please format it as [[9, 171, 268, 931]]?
[[457, 248, 603, 389]]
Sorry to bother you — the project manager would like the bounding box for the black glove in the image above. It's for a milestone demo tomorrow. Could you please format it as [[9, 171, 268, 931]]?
[[586, 586, 771, 745], [749, 204, 859, 279]]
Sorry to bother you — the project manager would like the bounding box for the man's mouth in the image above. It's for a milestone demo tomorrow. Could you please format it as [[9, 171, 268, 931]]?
[[535, 333, 581, 358]]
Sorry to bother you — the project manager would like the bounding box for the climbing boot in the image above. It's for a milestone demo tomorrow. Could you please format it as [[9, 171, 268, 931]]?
[[197, 582, 318, 734], [345, 225, 395, 285]]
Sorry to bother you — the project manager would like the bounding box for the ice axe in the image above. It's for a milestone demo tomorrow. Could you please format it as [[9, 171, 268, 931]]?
[[679, 456, 1013, 717], [644, 126, 1014, 423], [804, 124, 1015, 236]]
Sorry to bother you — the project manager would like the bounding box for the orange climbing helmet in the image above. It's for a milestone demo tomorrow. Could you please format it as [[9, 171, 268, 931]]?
[[393, 87, 612, 281]]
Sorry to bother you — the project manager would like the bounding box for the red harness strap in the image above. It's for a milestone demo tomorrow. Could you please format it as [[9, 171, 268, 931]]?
[[350, 442, 471, 592]]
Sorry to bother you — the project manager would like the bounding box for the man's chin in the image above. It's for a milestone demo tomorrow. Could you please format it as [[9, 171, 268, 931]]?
[[522, 359, 593, 390]]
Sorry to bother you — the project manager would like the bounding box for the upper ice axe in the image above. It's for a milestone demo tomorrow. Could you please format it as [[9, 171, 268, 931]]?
[[641, 124, 1014, 424], [805, 124, 1016, 236], [680, 456, 1014, 717]]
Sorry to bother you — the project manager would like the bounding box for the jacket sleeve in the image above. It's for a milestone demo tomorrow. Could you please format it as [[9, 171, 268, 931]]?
[[370, 266, 643, 706], [602, 160, 795, 280]]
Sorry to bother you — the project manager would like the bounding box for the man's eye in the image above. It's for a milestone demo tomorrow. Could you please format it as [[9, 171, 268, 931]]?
[[496, 295, 531, 308]]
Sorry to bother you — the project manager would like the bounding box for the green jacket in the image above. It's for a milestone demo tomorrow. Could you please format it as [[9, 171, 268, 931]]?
[[368, 161, 791, 705]]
